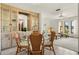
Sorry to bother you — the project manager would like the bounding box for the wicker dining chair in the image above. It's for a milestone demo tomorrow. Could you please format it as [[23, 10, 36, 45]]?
[[14, 32, 29, 55], [44, 31, 56, 55], [28, 31, 44, 55]]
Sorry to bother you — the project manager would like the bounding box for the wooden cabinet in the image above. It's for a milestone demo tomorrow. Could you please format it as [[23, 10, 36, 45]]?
[[1, 4, 18, 49], [0, 4, 1, 53], [29, 14, 39, 30], [0, 3, 39, 50], [1, 4, 12, 49], [11, 8, 18, 31], [11, 8, 18, 47], [2, 5, 10, 32]]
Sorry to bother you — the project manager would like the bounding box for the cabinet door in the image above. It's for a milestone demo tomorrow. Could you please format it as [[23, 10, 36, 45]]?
[[1, 5, 11, 49], [0, 4, 1, 52], [31, 15, 39, 30], [0, 5, 1, 33], [11, 9, 17, 47], [1, 32, 11, 49], [11, 9, 17, 32]]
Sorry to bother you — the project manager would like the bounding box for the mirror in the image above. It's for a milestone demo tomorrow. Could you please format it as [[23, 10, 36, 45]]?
[[18, 12, 29, 32]]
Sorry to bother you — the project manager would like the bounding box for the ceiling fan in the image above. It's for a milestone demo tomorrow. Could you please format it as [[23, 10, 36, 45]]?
[[56, 8, 64, 19]]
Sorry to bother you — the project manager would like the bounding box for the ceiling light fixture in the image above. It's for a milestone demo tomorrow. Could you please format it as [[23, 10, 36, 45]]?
[[56, 8, 64, 19], [56, 9, 61, 11]]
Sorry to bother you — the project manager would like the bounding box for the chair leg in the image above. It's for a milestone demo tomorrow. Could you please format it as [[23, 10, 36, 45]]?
[[52, 46, 56, 55], [26, 47, 29, 55], [16, 51, 17, 55], [16, 47, 19, 55], [16, 47, 21, 55], [42, 46, 44, 55], [28, 47, 30, 55], [25, 48, 27, 54], [78, 52, 79, 54], [27, 50, 29, 55], [50, 46, 51, 50], [53, 48, 56, 55], [43, 49, 44, 55], [42, 49, 44, 55], [16, 51, 18, 55]]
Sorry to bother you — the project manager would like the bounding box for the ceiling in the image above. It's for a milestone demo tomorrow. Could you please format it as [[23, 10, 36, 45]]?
[[7, 3, 78, 19]]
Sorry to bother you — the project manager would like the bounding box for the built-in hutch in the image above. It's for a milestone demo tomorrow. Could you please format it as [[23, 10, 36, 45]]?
[[0, 3, 39, 50]]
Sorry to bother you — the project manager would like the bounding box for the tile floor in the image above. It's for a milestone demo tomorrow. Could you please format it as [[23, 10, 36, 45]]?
[[1, 37, 78, 55], [54, 37, 78, 52], [1, 46, 78, 55]]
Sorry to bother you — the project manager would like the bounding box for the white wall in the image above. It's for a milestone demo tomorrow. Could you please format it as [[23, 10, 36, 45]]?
[[39, 12, 59, 33], [39, 12, 78, 37], [50, 19, 59, 33]]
